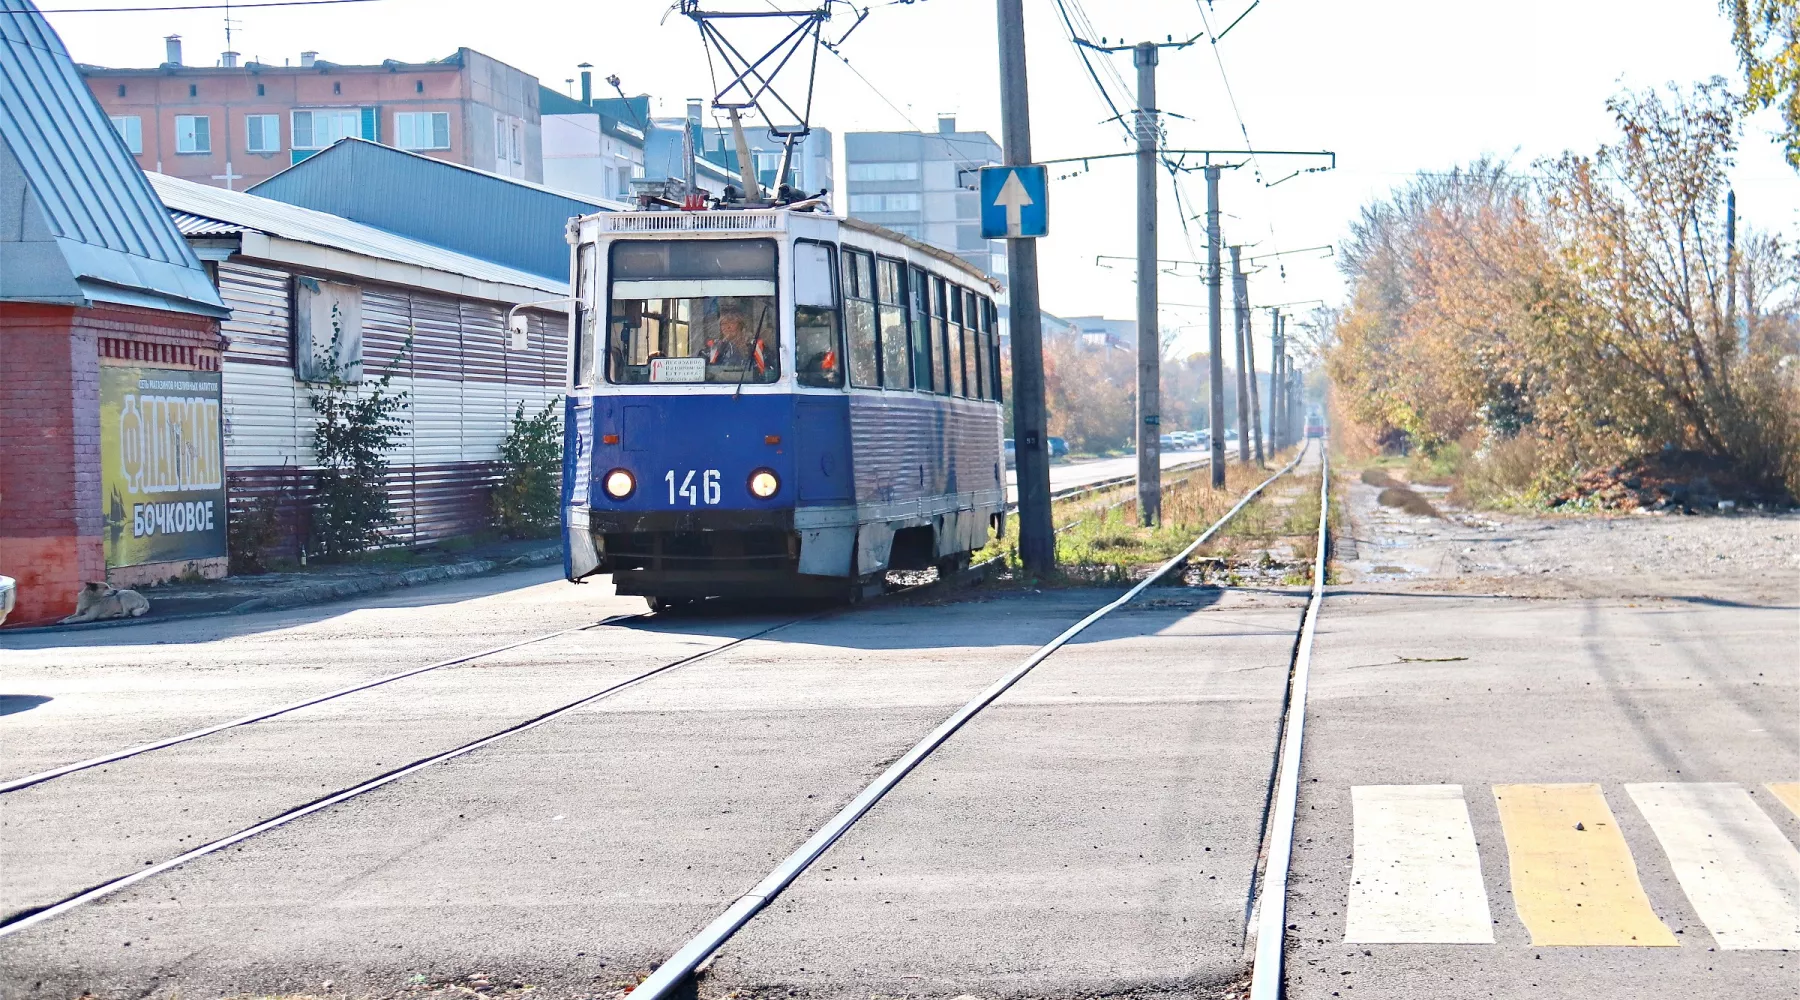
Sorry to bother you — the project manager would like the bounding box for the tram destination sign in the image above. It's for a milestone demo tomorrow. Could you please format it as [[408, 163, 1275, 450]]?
[[979, 164, 1048, 240]]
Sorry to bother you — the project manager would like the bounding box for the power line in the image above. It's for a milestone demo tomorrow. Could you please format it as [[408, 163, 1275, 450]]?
[[1050, 0, 1133, 145], [20, 0, 383, 12]]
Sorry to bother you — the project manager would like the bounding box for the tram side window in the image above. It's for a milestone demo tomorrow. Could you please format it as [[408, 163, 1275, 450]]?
[[876, 258, 911, 390], [574, 242, 597, 386], [910, 265, 933, 391], [963, 288, 982, 399], [945, 284, 966, 397], [930, 276, 950, 394], [843, 249, 880, 388], [794, 240, 843, 388], [983, 296, 1003, 402]]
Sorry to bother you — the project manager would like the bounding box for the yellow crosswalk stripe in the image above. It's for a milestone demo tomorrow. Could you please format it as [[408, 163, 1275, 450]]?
[[1493, 783, 1678, 946], [1768, 783, 1800, 822]]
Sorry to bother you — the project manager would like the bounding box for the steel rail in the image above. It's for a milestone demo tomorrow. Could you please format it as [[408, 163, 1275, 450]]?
[[1249, 439, 1330, 999], [630, 446, 1310, 1000], [0, 613, 648, 795], [0, 612, 815, 938], [1007, 455, 1212, 513]]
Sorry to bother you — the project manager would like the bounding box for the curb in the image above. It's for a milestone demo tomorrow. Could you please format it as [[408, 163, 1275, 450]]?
[[2, 546, 563, 636]]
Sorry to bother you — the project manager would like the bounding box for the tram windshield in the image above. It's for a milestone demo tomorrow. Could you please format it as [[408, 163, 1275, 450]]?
[[606, 239, 780, 385]]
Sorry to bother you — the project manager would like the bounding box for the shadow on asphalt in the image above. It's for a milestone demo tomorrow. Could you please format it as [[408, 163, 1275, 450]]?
[[2, 573, 1258, 660], [0, 695, 52, 716]]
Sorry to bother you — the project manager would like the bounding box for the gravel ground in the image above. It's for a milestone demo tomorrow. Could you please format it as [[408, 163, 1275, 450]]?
[[1337, 471, 1800, 604]]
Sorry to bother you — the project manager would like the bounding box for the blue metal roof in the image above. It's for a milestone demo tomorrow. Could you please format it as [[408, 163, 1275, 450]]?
[[247, 138, 623, 282], [0, 0, 224, 316]]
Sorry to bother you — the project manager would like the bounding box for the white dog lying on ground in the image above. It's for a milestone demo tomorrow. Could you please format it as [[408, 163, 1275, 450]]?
[[59, 582, 150, 624]]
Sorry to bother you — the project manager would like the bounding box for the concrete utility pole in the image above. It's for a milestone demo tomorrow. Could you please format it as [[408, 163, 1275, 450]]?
[[1269, 310, 1285, 454], [1134, 42, 1161, 524], [997, 0, 1053, 572], [1231, 246, 1250, 464], [1205, 165, 1226, 487], [1247, 310, 1264, 464]]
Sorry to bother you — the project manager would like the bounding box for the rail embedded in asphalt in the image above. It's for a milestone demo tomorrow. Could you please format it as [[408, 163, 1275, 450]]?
[[0, 612, 818, 937], [630, 443, 1319, 1000], [0, 613, 648, 795]]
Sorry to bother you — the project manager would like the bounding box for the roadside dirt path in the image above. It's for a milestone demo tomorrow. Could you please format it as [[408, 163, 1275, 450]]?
[[1335, 469, 1800, 604]]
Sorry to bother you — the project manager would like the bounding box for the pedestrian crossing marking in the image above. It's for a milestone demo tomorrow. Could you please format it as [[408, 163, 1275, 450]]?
[[1492, 783, 1677, 946], [1626, 782, 1800, 951], [1769, 782, 1800, 822], [1345, 784, 1495, 943]]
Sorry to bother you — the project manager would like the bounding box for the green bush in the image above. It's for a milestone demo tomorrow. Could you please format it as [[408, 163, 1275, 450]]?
[[307, 320, 410, 559], [494, 397, 564, 538]]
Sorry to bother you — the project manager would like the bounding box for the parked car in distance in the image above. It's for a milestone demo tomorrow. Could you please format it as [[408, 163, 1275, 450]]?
[[1048, 436, 1069, 458], [1159, 433, 1176, 450], [1004, 437, 1016, 468]]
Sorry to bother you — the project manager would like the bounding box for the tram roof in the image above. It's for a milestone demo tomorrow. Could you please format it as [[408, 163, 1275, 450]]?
[[585, 208, 999, 291]]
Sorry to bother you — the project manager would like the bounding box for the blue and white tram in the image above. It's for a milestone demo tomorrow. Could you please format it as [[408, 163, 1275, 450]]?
[[560, 206, 1006, 608]]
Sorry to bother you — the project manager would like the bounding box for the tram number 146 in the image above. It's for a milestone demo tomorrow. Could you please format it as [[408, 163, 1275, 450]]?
[[666, 469, 722, 506]]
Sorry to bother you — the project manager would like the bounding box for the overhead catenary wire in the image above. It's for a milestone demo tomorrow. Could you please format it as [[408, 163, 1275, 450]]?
[[19, 0, 381, 12]]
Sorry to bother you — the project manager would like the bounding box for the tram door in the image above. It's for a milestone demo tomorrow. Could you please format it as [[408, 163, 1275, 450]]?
[[794, 397, 852, 505]]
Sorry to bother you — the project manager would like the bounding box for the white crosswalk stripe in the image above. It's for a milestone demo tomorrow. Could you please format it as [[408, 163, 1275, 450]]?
[[1626, 782, 1800, 951], [1344, 784, 1494, 943]]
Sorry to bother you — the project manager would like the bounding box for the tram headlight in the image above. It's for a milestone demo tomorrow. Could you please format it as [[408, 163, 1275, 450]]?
[[748, 468, 780, 499], [602, 468, 636, 500]]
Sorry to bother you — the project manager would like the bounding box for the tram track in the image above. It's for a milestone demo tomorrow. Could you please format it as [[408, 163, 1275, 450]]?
[[1, 447, 1322, 970], [630, 442, 1320, 1000], [0, 616, 650, 795], [0, 555, 1023, 936]]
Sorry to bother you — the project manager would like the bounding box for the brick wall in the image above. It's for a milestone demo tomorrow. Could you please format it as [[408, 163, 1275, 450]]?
[[0, 301, 222, 626]]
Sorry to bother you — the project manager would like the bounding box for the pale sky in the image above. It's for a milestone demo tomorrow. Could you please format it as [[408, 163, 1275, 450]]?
[[45, 0, 1800, 359]]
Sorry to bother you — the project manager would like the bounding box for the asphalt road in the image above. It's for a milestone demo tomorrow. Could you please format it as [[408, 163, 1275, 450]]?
[[0, 559, 1312, 1000], [1005, 447, 1211, 504], [1281, 590, 1800, 1000], [3, 459, 1795, 1000]]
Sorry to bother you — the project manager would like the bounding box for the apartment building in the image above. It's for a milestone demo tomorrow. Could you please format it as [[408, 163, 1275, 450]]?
[[843, 116, 1003, 278], [700, 123, 834, 196], [79, 38, 542, 191], [540, 79, 647, 202]]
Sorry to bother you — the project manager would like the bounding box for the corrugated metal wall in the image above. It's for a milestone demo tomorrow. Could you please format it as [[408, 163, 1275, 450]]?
[[217, 259, 565, 555]]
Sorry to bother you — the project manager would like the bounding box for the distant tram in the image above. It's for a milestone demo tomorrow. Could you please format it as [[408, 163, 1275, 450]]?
[[560, 205, 1006, 609]]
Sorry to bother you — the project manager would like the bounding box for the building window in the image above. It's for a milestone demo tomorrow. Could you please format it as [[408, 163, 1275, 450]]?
[[333, 81, 342, 95], [246, 114, 280, 152], [116, 83, 125, 97], [848, 193, 921, 214], [847, 161, 920, 182], [257, 83, 266, 96], [511, 121, 522, 164], [175, 115, 210, 153], [495, 113, 507, 162], [109, 115, 142, 155], [188, 83, 197, 97], [394, 111, 449, 150], [292, 108, 360, 149], [415, 80, 424, 94]]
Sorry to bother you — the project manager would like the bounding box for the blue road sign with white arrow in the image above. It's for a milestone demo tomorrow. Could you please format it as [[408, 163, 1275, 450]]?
[[979, 164, 1048, 239]]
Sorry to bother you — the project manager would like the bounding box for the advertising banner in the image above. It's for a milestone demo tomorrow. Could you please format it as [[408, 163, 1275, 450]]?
[[100, 366, 227, 568]]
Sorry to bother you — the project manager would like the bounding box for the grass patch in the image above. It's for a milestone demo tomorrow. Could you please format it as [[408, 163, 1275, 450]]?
[[980, 448, 1321, 587]]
